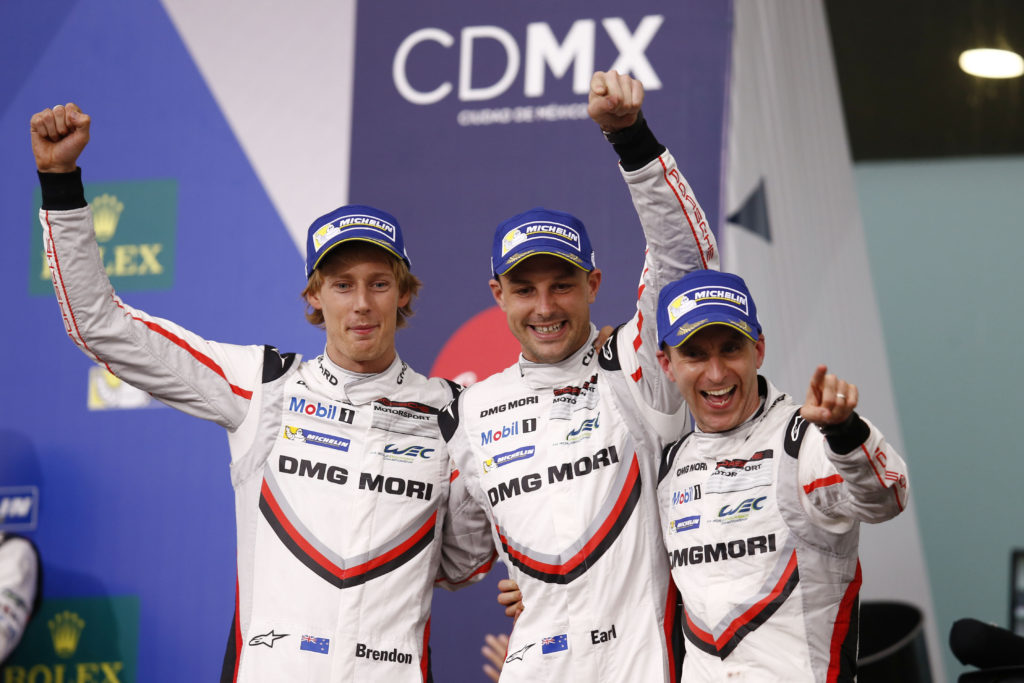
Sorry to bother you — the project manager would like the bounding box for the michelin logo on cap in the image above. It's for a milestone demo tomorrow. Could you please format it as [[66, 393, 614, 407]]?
[[501, 222, 581, 257], [680, 287, 749, 316], [313, 215, 397, 251], [666, 293, 697, 325]]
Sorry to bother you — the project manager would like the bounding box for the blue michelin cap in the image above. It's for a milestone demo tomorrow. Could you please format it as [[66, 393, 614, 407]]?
[[491, 207, 595, 277], [657, 270, 762, 347], [305, 204, 411, 279]]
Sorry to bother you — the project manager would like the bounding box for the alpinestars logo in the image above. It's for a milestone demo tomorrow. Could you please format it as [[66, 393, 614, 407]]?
[[249, 630, 288, 647], [505, 643, 535, 663]]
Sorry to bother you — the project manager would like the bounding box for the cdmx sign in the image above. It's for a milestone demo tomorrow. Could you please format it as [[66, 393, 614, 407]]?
[[392, 15, 665, 105]]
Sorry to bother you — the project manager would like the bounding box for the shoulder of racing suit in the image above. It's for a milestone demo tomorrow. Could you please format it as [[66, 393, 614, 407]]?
[[658, 432, 694, 484], [596, 324, 626, 372], [261, 346, 299, 384], [438, 392, 461, 443], [783, 407, 812, 459]]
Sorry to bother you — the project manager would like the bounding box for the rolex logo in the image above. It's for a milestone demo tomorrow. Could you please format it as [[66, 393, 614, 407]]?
[[48, 610, 85, 658], [91, 193, 124, 242], [31, 178, 178, 295]]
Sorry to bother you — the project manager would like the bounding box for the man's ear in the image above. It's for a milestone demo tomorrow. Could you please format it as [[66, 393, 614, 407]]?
[[656, 348, 676, 382], [755, 334, 766, 369], [586, 268, 602, 304], [489, 278, 505, 311]]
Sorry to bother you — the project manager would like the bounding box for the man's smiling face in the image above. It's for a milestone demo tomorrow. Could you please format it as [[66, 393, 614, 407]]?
[[490, 255, 602, 364], [658, 325, 765, 433]]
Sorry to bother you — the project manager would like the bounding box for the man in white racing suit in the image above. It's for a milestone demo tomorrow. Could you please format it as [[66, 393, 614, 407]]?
[[439, 71, 719, 682], [30, 103, 494, 682], [654, 270, 909, 681]]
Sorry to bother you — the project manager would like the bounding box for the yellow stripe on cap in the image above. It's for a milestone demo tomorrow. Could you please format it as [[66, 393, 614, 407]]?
[[670, 320, 759, 347], [311, 237, 406, 272]]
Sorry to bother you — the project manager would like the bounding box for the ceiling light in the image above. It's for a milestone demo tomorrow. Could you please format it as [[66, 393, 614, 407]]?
[[958, 48, 1024, 79]]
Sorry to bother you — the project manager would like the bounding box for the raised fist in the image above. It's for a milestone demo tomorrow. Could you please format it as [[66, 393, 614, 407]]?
[[30, 103, 91, 173], [588, 70, 644, 133]]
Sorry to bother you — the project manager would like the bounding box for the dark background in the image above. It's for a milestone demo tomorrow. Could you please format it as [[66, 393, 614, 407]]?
[[827, 0, 1024, 159]]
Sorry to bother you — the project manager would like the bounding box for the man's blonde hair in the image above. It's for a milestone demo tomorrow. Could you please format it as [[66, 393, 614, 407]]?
[[302, 243, 421, 328]]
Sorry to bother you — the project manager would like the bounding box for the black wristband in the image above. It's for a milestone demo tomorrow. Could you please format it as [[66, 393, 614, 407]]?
[[38, 168, 87, 211], [602, 110, 647, 144], [604, 112, 667, 172], [819, 412, 871, 455]]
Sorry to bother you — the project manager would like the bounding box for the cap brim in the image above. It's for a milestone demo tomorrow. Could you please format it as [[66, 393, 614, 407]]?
[[494, 248, 592, 276], [309, 236, 408, 276], [664, 315, 760, 347]]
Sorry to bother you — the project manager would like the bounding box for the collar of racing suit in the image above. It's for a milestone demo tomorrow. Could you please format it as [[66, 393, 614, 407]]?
[[516, 323, 599, 390], [313, 350, 411, 405]]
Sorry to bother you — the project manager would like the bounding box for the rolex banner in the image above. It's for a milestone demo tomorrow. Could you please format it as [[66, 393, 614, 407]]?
[[30, 181, 178, 296], [3, 596, 139, 681]]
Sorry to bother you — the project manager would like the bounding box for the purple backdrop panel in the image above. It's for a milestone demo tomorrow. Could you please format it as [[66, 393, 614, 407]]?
[[351, 2, 732, 681]]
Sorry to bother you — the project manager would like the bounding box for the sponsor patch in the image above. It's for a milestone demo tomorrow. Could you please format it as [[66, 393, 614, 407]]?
[[382, 443, 435, 463], [504, 643, 534, 663], [671, 485, 701, 506], [479, 395, 539, 417], [675, 462, 708, 476], [312, 215, 396, 251], [288, 396, 349, 423], [669, 534, 777, 568], [283, 426, 350, 451], [564, 414, 599, 443], [482, 446, 536, 473], [714, 496, 767, 524], [501, 221, 581, 257], [705, 450, 774, 494], [672, 515, 700, 533], [550, 374, 599, 420], [249, 630, 288, 648], [371, 399, 437, 437], [666, 292, 697, 325], [480, 418, 537, 446]]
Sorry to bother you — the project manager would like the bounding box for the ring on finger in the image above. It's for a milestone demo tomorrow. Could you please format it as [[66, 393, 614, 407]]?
[[836, 393, 846, 400]]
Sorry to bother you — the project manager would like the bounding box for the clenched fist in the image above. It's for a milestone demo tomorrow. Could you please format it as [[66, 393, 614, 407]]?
[[588, 70, 644, 133], [30, 103, 91, 173]]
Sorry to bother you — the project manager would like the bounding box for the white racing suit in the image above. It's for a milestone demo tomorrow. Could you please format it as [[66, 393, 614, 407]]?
[[657, 377, 909, 682], [440, 140, 719, 682], [0, 534, 40, 664], [38, 172, 494, 682]]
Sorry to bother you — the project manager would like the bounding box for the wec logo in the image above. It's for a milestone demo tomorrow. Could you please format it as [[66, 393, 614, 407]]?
[[383, 444, 435, 460], [566, 414, 599, 442], [393, 15, 663, 105]]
